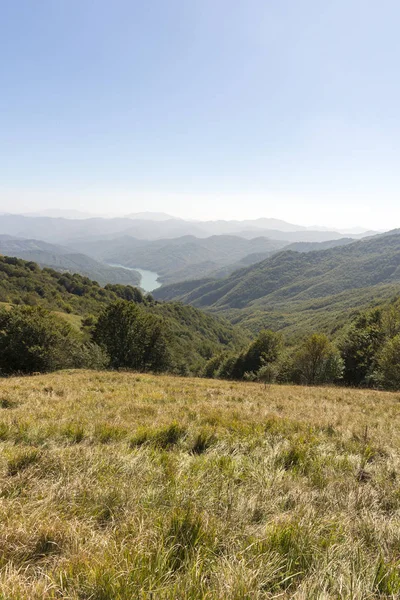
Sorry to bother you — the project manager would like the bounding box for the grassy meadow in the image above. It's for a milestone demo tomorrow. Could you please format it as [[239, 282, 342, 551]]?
[[1, 371, 400, 598]]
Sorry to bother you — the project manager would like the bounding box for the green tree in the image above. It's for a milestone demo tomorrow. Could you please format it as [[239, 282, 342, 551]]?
[[104, 284, 145, 303], [374, 334, 400, 390], [232, 330, 282, 379], [256, 361, 279, 386], [217, 354, 238, 379], [292, 333, 343, 385], [340, 310, 385, 386], [203, 353, 224, 378], [0, 305, 80, 374], [212, 330, 282, 380], [382, 302, 400, 338], [242, 330, 282, 372], [93, 300, 170, 372]]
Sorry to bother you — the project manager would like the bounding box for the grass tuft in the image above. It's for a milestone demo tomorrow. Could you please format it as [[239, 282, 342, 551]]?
[[93, 423, 127, 444], [189, 427, 217, 455], [62, 423, 85, 444], [7, 448, 41, 476], [130, 422, 187, 450], [0, 397, 16, 409], [373, 557, 400, 595]]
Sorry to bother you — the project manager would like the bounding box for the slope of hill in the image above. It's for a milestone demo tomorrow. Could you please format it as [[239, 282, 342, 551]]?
[[2, 370, 399, 599], [0, 256, 247, 372], [216, 227, 370, 242], [283, 238, 355, 252], [154, 231, 400, 336], [210, 238, 356, 279], [0, 236, 141, 287]]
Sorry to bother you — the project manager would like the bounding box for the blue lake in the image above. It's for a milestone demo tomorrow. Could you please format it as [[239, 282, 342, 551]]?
[[133, 268, 161, 292], [108, 264, 161, 292]]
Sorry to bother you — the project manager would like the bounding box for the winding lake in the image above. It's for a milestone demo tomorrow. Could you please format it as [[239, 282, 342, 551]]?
[[133, 268, 161, 292], [108, 264, 161, 292]]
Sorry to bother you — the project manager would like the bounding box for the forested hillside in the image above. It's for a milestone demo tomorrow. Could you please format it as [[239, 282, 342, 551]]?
[[154, 230, 400, 335], [209, 238, 355, 279], [3, 252, 400, 391], [0, 235, 141, 286], [0, 256, 247, 373]]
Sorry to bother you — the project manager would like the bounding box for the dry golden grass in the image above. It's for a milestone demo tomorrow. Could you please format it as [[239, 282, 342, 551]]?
[[1, 370, 400, 599]]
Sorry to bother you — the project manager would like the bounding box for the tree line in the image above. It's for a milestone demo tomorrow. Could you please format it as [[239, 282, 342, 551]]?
[[2, 296, 400, 391], [0, 301, 168, 376], [205, 303, 400, 390]]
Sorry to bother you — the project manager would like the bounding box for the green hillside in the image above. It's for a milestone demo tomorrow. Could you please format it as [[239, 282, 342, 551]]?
[[204, 239, 355, 280], [0, 256, 247, 373], [154, 231, 400, 336]]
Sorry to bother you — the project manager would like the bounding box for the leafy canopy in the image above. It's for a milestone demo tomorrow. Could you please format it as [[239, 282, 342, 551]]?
[[93, 300, 170, 372], [0, 305, 81, 374]]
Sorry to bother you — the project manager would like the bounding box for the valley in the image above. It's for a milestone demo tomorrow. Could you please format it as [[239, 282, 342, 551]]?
[[2, 213, 400, 342], [0, 213, 371, 290], [3, 4, 398, 597], [0, 235, 141, 288], [154, 230, 400, 336]]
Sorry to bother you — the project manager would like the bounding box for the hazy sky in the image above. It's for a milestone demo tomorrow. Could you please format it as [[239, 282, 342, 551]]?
[[1, 1, 400, 229]]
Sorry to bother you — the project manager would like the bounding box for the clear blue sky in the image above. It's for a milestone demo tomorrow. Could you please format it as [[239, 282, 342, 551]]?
[[1, 0, 400, 229]]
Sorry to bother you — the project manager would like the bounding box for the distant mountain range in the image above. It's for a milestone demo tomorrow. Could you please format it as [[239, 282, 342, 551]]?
[[0, 213, 381, 287], [22, 209, 99, 219], [21, 210, 179, 221], [0, 213, 378, 243]]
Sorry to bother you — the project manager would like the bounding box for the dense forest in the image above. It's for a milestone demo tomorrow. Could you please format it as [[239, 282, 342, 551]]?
[[2, 254, 400, 391]]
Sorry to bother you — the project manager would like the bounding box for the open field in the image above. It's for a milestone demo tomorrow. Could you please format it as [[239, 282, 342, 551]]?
[[1, 371, 400, 598]]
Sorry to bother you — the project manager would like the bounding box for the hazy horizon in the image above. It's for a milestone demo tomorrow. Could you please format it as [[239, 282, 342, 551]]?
[[0, 206, 381, 234], [1, 1, 400, 231]]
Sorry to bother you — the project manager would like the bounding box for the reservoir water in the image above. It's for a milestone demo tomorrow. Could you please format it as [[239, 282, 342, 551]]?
[[133, 268, 161, 292], [108, 264, 161, 292]]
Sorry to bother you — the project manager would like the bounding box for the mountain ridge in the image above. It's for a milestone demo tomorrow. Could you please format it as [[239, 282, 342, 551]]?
[[0, 213, 379, 244], [153, 230, 400, 336], [0, 235, 141, 287]]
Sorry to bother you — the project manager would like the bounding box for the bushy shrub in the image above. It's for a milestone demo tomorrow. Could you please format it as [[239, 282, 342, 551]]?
[[290, 334, 343, 385], [93, 300, 170, 372], [214, 330, 282, 380], [0, 306, 80, 374], [73, 342, 109, 370], [203, 354, 224, 378]]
